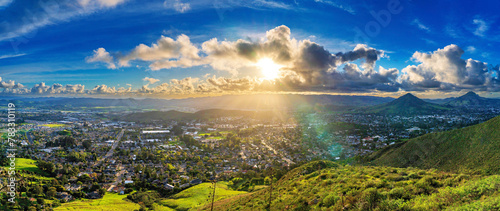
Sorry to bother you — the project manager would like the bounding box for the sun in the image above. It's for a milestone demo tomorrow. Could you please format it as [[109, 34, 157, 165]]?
[[256, 58, 282, 80]]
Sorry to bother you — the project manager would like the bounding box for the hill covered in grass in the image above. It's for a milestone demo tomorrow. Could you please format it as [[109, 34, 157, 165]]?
[[445, 91, 500, 107], [366, 93, 450, 115], [368, 115, 500, 174], [208, 160, 500, 210], [158, 182, 247, 211], [53, 193, 140, 211]]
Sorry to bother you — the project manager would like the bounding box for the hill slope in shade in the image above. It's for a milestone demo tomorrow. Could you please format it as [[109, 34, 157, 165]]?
[[208, 160, 500, 210], [369, 115, 500, 174], [445, 91, 500, 107], [366, 93, 449, 115]]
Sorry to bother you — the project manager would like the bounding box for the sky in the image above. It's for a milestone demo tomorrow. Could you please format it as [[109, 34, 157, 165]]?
[[0, 0, 499, 98]]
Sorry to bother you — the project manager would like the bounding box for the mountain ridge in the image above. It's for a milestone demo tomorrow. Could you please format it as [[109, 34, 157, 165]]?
[[365, 93, 449, 115]]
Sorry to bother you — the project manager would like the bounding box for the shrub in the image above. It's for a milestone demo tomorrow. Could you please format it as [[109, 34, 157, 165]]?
[[321, 194, 338, 207], [408, 173, 420, 179], [389, 187, 405, 199], [321, 179, 334, 187], [361, 188, 382, 210]]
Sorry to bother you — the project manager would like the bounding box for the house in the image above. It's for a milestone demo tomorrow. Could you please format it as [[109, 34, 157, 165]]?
[[86, 191, 101, 199], [362, 137, 373, 142], [57, 192, 74, 202], [180, 183, 190, 189], [164, 183, 174, 190], [190, 179, 202, 185]]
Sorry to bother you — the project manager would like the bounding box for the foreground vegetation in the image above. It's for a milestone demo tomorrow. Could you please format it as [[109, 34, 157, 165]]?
[[209, 161, 500, 210], [159, 182, 247, 211], [54, 193, 140, 211]]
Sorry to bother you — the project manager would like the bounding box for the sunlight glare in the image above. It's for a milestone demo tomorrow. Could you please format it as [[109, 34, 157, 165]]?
[[256, 58, 282, 80]]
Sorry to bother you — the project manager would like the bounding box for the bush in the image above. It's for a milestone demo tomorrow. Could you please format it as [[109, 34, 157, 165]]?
[[362, 188, 382, 209], [408, 173, 421, 179], [389, 187, 405, 199], [321, 194, 338, 207]]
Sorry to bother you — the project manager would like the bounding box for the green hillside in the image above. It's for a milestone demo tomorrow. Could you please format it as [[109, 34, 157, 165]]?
[[208, 160, 500, 210], [445, 91, 500, 107], [158, 182, 247, 211], [54, 193, 140, 211], [369, 115, 500, 174], [366, 93, 449, 115]]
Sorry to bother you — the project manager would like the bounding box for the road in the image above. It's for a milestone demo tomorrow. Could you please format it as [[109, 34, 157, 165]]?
[[26, 131, 34, 145], [94, 129, 124, 167], [107, 166, 126, 192], [261, 139, 295, 165]]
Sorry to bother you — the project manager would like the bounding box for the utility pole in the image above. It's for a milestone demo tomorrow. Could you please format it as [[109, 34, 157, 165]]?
[[210, 179, 216, 211], [268, 167, 274, 210], [210, 172, 217, 211]]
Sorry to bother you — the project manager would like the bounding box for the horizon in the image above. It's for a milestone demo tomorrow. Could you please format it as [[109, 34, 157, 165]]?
[[1, 90, 498, 101]]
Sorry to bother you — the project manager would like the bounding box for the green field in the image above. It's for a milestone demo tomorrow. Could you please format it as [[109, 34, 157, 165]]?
[[2, 158, 47, 176], [54, 193, 140, 211], [41, 124, 66, 128], [159, 182, 247, 210]]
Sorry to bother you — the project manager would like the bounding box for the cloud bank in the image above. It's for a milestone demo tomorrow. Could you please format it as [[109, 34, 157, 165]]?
[[3, 26, 500, 97]]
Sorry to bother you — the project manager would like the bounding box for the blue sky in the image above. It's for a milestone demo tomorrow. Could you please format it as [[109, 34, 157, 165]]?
[[0, 0, 499, 98]]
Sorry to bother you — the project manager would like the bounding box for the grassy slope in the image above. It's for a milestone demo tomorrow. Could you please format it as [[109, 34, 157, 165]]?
[[158, 182, 247, 211], [54, 193, 140, 211], [2, 158, 47, 176], [369, 115, 500, 174], [210, 160, 500, 210]]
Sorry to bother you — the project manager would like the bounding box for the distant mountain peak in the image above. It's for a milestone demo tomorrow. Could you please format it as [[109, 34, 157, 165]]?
[[400, 93, 418, 99], [463, 91, 480, 98], [366, 92, 447, 115], [394, 93, 424, 103]]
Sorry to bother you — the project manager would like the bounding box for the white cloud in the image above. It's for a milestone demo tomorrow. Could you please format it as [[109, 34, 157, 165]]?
[[0, 0, 127, 42], [30, 82, 85, 94], [143, 77, 160, 84], [173, 0, 190, 13], [0, 53, 27, 60], [91, 84, 117, 94], [118, 34, 201, 70], [466, 46, 476, 53], [78, 0, 127, 8], [400, 44, 496, 90], [412, 19, 430, 32], [0, 77, 24, 89], [314, 0, 355, 14], [86, 48, 116, 69], [472, 18, 489, 37], [0, 0, 13, 8]]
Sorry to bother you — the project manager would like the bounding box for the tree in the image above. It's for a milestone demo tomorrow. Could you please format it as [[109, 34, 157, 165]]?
[[47, 187, 57, 198], [82, 139, 92, 150], [37, 160, 55, 175], [171, 125, 183, 136], [33, 185, 43, 195], [99, 188, 106, 197]]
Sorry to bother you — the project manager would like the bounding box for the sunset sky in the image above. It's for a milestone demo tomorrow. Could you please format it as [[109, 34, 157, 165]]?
[[1, 0, 499, 98]]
